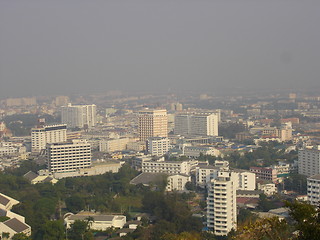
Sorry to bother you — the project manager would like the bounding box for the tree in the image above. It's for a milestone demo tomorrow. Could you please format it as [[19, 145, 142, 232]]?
[[285, 200, 320, 240], [65, 195, 86, 213], [233, 217, 291, 240], [1, 232, 10, 240], [68, 220, 94, 240], [11, 233, 32, 240], [38, 220, 65, 240]]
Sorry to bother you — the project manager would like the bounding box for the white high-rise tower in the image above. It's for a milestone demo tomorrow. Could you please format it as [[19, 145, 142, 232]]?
[[61, 103, 96, 129]]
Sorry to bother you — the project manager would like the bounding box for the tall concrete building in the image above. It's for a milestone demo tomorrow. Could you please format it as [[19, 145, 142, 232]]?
[[31, 124, 67, 153], [298, 146, 320, 176], [46, 139, 91, 173], [174, 113, 219, 137], [307, 174, 320, 206], [207, 171, 237, 236], [138, 109, 168, 141], [61, 103, 96, 129]]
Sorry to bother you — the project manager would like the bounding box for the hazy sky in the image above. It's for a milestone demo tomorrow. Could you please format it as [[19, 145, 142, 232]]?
[[1, 0, 319, 97]]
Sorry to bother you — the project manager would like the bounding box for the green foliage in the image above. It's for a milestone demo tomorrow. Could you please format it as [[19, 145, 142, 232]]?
[[234, 217, 291, 240], [3, 114, 58, 136], [0, 216, 10, 222], [237, 208, 257, 225], [283, 174, 307, 194], [36, 220, 66, 240], [219, 122, 246, 139], [141, 192, 202, 238], [224, 142, 293, 169], [65, 195, 86, 213], [257, 194, 276, 212], [285, 200, 320, 240], [68, 220, 94, 240], [11, 233, 32, 240]]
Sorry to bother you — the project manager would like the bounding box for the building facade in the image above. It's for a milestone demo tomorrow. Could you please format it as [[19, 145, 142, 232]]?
[[250, 167, 278, 183], [307, 174, 320, 206], [46, 139, 91, 173], [174, 113, 219, 137], [31, 124, 67, 153], [99, 138, 131, 153], [147, 137, 171, 156], [61, 103, 97, 129], [142, 159, 197, 175], [298, 146, 320, 176], [207, 171, 237, 236], [138, 109, 168, 141]]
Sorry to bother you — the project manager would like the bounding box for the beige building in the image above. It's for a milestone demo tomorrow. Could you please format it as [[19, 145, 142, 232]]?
[[46, 139, 91, 173], [138, 109, 168, 141], [99, 138, 131, 153], [31, 124, 67, 153]]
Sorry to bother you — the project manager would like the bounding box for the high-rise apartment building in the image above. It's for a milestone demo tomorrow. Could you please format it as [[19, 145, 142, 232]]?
[[31, 124, 67, 153], [61, 103, 96, 129], [307, 174, 320, 206], [138, 109, 168, 141], [207, 171, 237, 236], [298, 146, 320, 176], [174, 113, 219, 137], [46, 139, 91, 173]]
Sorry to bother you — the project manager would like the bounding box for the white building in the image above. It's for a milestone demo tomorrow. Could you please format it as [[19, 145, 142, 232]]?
[[196, 165, 219, 187], [64, 212, 126, 230], [166, 174, 191, 192], [61, 103, 96, 129], [195, 165, 255, 191], [147, 137, 171, 156], [31, 124, 67, 153], [207, 171, 237, 236], [174, 113, 219, 137], [231, 170, 256, 191], [138, 109, 168, 141], [142, 159, 197, 175], [307, 174, 320, 206], [46, 139, 91, 173], [298, 146, 320, 176], [257, 183, 277, 196]]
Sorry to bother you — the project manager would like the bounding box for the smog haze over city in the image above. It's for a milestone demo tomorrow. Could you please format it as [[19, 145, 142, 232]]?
[[1, 0, 320, 98]]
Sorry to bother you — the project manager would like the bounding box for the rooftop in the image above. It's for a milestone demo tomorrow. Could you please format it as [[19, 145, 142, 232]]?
[[4, 218, 30, 233]]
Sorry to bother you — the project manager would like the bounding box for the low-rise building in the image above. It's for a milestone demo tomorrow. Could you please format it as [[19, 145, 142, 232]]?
[[0, 193, 31, 238], [250, 167, 278, 183], [166, 174, 191, 192], [64, 212, 126, 230], [257, 182, 277, 196], [183, 146, 220, 158], [142, 159, 197, 175]]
